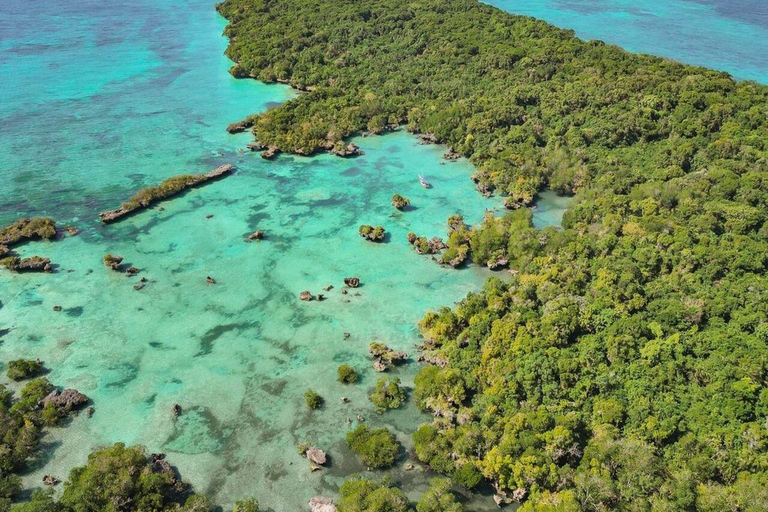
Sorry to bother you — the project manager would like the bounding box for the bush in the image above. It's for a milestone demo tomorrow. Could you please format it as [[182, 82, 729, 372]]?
[[233, 498, 260, 512], [338, 478, 410, 512], [416, 478, 465, 512], [7, 359, 43, 381], [346, 425, 400, 469], [369, 377, 406, 413], [338, 364, 359, 384], [304, 389, 323, 409]]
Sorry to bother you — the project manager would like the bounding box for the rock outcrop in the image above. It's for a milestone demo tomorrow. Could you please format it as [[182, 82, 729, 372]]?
[[100, 165, 235, 223], [300, 291, 314, 301], [391, 194, 410, 210], [359, 225, 385, 242], [343, 277, 360, 288], [261, 146, 279, 159], [245, 230, 264, 242], [226, 116, 255, 134], [309, 497, 337, 512], [330, 142, 364, 157], [104, 254, 124, 270], [1, 256, 51, 272], [369, 342, 407, 371], [443, 147, 461, 160], [487, 257, 509, 270], [42, 389, 88, 410]]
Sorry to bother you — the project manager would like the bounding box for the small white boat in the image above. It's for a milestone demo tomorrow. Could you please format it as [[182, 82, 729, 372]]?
[[419, 175, 431, 188]]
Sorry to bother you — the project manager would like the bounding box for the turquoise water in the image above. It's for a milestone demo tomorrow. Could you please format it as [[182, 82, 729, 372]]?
[[0, 0, 762, 510], [485, 0, 768, 83]]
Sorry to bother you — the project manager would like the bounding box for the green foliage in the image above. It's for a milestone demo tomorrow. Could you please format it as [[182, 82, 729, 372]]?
[[359, 225, 386, 241], [338, 478, 411, 512], [0, 376, 73, 508], [0, 218, 56, 247], [391, 194, 410, 210], [369, 377, 406, 413], [59, 443, 181, 511], [8, 489, 59, 512], [416, 478, 465, 512], [338, 364, 359, 384], [304, 389, 323, 409], [346, 425, 400, 469], [122, 174, 205, 211], [6, 359, 43, 381], [233, 498, 260, 512]]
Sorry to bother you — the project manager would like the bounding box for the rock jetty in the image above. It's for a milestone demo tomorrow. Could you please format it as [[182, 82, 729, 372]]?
[[99, 164, 235, 223]]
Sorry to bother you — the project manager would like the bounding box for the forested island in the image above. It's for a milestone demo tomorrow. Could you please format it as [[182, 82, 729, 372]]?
[[216, 0, 768, 510]]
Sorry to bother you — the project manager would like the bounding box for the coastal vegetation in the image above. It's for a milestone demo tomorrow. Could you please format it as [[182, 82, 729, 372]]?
[[338, 364, 359, 384], [358, 225, 386, 242], [99, 164, 234, 223], [335, 478, 464, 512], [337, 478, 410, 512], [391, 194, 410, 210], [1, 374, 87, 510], [6, 359, 43, 381], [0, 256, 52, 273], [217, 0, 768, 508], [345, 425, 400, 469], [6, 443, 253, 512], [0, 218, 56, 248], [369, 377, 406, 413], [304, 389, 323, 409]]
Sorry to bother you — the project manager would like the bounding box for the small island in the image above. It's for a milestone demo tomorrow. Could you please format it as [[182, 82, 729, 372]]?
[[390, 194, 410, 210], [100, 164, 234, 223], [358, 225, 386, 242]]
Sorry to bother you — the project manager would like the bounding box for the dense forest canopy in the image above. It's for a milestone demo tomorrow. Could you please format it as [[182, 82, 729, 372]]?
[[217, 0, 768, 509]]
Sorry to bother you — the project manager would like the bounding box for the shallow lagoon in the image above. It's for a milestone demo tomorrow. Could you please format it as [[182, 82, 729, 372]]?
[[0, 1, 514, 508]]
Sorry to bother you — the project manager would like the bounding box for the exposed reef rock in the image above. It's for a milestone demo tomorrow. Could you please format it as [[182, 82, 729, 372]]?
[[443, 147, 461, 160], [330, 142, 363, 157], [504, 196, 524, 210], [343, 277, 360, 288], [369, 342, 407, 371], [245, 230, 264, 242], [305, 446, 327, 466], [226, 116, 256, 134], [416, 132, 438, 144], [261, 146, 279, 159], [172, 404, 182, 417], [300, 290, 314, 301], [487, 256, 509, 270], [309, 497, 337, 512], [391, 194, 410, 210], [246, 141, 266, 151], [104, 254, 124, 270], [99, 164, 234, 223], [0, 217, 57, 246], [42, 389, 88, 410], [359, 225, 385, 242], [417, 352, 448, 367], [412, 236, 444, 255], [43, 475, 59, 486], [1, 256, 51, 273]]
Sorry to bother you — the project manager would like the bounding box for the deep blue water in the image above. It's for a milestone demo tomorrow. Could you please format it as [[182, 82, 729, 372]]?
[[486, 0, 768, 83]]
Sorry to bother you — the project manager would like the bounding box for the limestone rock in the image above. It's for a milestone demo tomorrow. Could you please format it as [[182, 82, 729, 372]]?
[[309, 497, 337, 512]]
